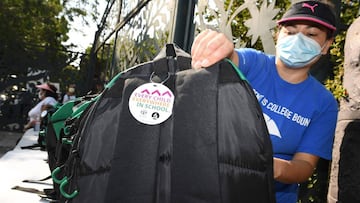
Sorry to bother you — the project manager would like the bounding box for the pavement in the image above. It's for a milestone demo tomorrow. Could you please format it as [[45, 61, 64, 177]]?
[[0, 130, 23, 158], [0, 129, 51, 203]]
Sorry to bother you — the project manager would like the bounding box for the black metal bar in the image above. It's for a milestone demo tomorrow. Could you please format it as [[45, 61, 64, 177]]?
[[173, 0, 196, 53], [95, 0, 152, 53]]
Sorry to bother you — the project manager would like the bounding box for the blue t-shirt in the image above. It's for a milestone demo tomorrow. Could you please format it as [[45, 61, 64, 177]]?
[[236, 48, 338, 203]]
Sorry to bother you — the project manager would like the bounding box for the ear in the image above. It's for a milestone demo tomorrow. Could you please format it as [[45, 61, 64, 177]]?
[[321, 37, 334, 55], [274, 25, 282, 41]]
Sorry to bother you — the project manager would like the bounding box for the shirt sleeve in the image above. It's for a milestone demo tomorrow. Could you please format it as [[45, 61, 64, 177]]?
[[42, 97, 58, 107], [28, 101, 43, 121], [235, 48, 274, 81], [296, 95, 338, 160]]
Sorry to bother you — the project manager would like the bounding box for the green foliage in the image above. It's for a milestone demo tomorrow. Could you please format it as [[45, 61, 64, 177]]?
[[0, 0, 101, 93], [0, 0, 67, 91], [230, 1, 256, 47], [325, 33, 347, 100], [225, 0, 291, 49], [0, 0, 67, 68]]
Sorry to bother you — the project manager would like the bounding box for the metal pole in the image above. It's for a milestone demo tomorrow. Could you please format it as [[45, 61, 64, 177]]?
[[172, 0, 197, 53]]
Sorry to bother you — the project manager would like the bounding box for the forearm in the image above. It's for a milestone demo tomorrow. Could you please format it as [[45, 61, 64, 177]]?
[[24, 120, 36, 130], [273, 153, 319, 184], [41, 104, 53, 111]]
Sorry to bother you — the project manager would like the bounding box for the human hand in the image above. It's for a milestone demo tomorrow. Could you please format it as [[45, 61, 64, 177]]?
[[23, 120, 35, 131], [191, 29, 235, 69]]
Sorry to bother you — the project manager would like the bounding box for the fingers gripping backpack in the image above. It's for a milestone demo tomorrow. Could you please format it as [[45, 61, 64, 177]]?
[[58, 44, 275, 203]]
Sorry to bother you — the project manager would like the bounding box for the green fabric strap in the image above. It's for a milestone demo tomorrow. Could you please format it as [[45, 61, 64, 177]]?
[[224, 58, 248, 82]]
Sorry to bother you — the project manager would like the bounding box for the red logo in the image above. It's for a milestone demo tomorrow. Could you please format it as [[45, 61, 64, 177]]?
[[302, 3, 318, 13]]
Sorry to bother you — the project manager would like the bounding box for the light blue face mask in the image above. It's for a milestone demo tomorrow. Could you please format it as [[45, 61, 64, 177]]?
[[277, 33, 323, 68]]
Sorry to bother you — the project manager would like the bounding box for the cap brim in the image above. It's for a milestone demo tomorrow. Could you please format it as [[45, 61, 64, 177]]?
[[277, 16, 336, 31], [36, 84, 55, 93]]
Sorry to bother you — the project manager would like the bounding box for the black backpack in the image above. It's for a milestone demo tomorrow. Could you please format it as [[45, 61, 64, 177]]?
[[33, 94, 97, 200], [56, 44, 275, 203]]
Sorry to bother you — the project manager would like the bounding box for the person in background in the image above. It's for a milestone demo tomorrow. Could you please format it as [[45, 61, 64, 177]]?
[[62, 84, 76, 103], [24, 83, 58, 131], [91, 79, 104, 95], [191, 1, 338, 202]]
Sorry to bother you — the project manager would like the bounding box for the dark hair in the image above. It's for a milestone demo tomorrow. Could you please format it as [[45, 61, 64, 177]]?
[[43, 83, 58, 100]]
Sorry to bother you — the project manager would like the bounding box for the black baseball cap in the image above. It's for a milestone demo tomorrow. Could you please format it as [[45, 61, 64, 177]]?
[[277, 1, 336, 31]]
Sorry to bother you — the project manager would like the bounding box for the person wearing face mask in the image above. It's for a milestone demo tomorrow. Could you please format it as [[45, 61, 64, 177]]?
[[24, 82, 59, 131], [191, 1, 338, 203], [62, 84, 76, 103]]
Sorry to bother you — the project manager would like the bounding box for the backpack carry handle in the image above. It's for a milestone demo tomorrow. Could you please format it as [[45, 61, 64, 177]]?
[[52, 166, 66, 184], [60, 176, 79, 199]]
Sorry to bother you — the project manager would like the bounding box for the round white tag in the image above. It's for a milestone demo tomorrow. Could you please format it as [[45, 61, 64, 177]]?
[[129, 83, 174, 125]]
